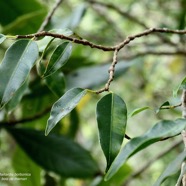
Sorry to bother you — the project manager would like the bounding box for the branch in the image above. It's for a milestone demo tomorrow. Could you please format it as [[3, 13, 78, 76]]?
[[123, 140, 183, 186], [16, 28, 186, 93], [38, 0, 64, 32], [96, 49, 119, 93]]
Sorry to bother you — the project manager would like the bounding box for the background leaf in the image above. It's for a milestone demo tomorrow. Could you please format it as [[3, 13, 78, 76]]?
[[66, 61, 135, 89], [0, 39, 38, 108], [153, 150, 186, 186], [105, 119, 186, 181], [7, 127, 99, 178], [0, 0, 47, 34], [96, 93, 127, 170], [12, 146, 41, 186], [45, 88, 87, 135]]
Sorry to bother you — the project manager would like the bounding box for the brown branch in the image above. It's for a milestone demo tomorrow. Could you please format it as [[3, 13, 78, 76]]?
[[123, 140, 183, 186], [38, 0, 64, 32], [16, 28, 186, 93], [96, 49, 119, 93]]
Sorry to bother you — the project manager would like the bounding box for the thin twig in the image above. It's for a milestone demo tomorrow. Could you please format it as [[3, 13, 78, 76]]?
[[96, 49, 119, 93], [38, 0, 64, 32], [16, 28, 186, 93], [123, 140, 183, 186]]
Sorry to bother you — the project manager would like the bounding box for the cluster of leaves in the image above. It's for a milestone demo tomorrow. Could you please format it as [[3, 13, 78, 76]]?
[[1, 0, 186, 186]]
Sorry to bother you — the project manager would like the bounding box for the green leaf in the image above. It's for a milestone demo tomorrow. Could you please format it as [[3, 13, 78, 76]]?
[[0, 0, 47, 34], [153, 150, 186, 186], [7, 127, 99, 178], [12, 146, 41, 186], [45, 88, 87, 135], [0, 34, 6, 44], [44, 71, 65, 98], [96, 93, 127, 170], [43, 42, 72, 77], [173, 76, 186, 97], [128, 106, 150, 117], [96, 164, 132, 186], [0, 39, 38, 108], [5, 79, 29, 112], [105, 119, 186, 181]]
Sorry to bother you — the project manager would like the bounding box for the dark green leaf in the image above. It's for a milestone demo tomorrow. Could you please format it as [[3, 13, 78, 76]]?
[[0, 34, 6, 44], [45, 88, 87, 135], [153, 150, 186, 186], [128, 106, 150, 117], [7, 127, 99, 178], [43, 42, 72, 77], [12, 146, 41, 186], [0, 39, 38, 108], [0, 0, 47, 34], [105, 119, 186, 181], [44, 71, 65, 98], [96, 93, 127, 170]]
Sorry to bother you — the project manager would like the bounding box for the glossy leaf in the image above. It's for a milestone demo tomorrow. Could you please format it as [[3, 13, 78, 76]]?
[[0, 34, 6, 44], [12, 146, 41, 186], [128, 106, 150, 117], [43, 42, 72, 77], [153, 150, 186, 186], [105, 119, 186, 181], [44, 71, 65, 98], [45, 88, 87, 135], [7, 127, 99, 178], [5, 79, 29, 112], [0, 39, 38, 108], [96, 93, 127, 170]]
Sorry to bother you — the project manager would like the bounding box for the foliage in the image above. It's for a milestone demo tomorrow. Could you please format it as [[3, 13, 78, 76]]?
[[0, 0, 186, 186]]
